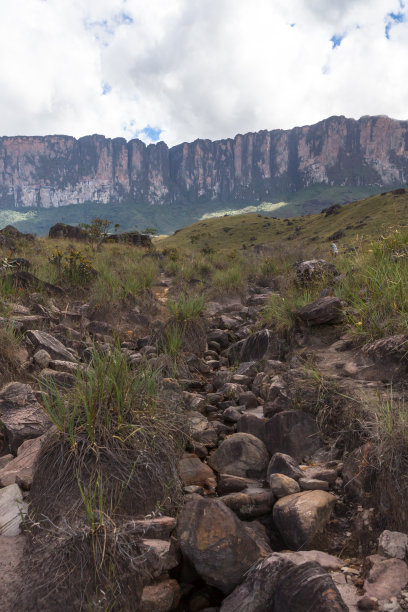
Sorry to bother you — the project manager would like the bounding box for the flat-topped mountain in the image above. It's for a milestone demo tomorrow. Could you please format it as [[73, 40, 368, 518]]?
[[1, 115, 407, 210]]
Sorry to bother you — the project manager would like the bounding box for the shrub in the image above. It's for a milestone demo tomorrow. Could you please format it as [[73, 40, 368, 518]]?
[[48, 248, 95, 286]]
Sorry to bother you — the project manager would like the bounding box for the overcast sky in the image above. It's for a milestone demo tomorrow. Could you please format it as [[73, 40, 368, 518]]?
[[0, 0, 407, 146]]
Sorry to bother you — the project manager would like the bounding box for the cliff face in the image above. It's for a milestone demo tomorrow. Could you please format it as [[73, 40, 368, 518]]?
[[1, 115, 408, 209]]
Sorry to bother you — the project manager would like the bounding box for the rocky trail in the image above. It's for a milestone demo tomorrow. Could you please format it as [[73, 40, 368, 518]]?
[[1, 259, 408, 611]]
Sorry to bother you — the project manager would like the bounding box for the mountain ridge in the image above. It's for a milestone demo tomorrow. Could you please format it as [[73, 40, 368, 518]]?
[[0, 114, 407, 212]]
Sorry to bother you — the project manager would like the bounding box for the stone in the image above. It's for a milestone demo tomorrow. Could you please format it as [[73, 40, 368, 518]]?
[[236, 361, 258, 377], [378, 530, 408, 560], [267, 452, 303, 481], [264, 375, 291, 414], [0, 382, 51, 453], [296, 296, 343, 325], [364, 554, 408, 601], [129, 517, 176, 540], [220, 488, 275, 519], [208, 433, 269, 479], [178, 456, 215, 487], [296, 259, 338, 284], [279, 550, 343, 570], [0, 455, 13, 470], [223, 406, 244, 423], [142, 538, 180, 577], [299, 478, 329, 491], [177, 497, 265, 594], [357, 596, 379, 610], [221, 555, 347, 612], [263, 410, 322, 461], [269, 473, 300, 498], [273, 490, 336, 549], [220, 553, 295, 612], [238, 390, 257, 408], [0, 484, 27, 536], [227, 329, 285, 364], [0, 435, 44, 488], [217, 473, 261, 495], [33, 349, 51, 368], [39, 368, 75, 388], [237, 413, 267, 441], [300, 465, 338, 484], [26, 329, 78, 362], [274, 561, 348, 611]]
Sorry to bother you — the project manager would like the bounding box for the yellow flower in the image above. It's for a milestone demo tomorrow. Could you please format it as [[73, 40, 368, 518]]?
[[356, 321, 363, 327]]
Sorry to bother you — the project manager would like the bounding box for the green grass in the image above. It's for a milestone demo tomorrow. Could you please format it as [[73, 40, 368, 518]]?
[[157, 188, 408, 253]]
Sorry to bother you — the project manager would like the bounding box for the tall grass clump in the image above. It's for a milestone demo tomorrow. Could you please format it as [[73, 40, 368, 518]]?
[[23, 345, 187, 610], [0, 322, 23, 382], [167, 293, 206, 322], [213, 265, 246, 294], [336, 228, 408, 342]]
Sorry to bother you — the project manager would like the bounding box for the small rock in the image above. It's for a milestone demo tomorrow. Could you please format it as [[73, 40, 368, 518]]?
[[267, 452, 303, 481], [141, 579, 181, 612], [208, 433, 269, 479], [269, 473, 300, 498], [378, 530, 408, 560], [299, 478, 329, 491], [358, 595, 379, 610], [0, 484, 27, 536]]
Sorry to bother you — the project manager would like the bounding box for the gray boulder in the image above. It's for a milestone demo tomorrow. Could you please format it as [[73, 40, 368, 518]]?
[[209, 433, 269, 479]]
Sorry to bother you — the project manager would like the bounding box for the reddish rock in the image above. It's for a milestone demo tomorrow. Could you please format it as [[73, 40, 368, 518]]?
[[141, 579, 181, 612], [364, 554, 408, 601]]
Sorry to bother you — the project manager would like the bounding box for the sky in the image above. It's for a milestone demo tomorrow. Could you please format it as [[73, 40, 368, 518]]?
[[0, 0, 407, 147]]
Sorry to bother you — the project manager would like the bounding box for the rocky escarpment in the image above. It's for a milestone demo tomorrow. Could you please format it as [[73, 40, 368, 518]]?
[[1, 115, 408, 209]]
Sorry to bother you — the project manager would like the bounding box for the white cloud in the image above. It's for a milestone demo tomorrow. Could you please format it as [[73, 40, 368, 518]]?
[[0, 0, 406, 145]]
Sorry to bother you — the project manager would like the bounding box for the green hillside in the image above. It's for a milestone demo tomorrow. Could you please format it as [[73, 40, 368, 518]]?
[[158, 188, 408, 251], [0, 184, 392, 236]]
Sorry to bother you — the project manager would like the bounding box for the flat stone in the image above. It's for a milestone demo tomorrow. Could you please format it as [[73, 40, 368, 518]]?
[[26, 329, 78, 362], [299, 478, 330, 491], [220, 488, 275, 519], [217, 473, 260, 495], [0, 484, 27, 536], [300, 465, 338, 484], [39, 368, 75, 388], [128, 517, 176, 540], [296, 296, 342, 325]]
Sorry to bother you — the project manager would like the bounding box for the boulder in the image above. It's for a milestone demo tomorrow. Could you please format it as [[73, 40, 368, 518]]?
[[178, 456, 215, 488], [273, 490, 336, 549], [220, 553, 295, 612], [237, 413, 267, 442], [269, 473, 300, 498], [177, 497, 265, 594], [221, 555, 346, 612], [296, 296, 342, 325], [26, 330, 77, 362], [0, 484, 27, 536], [140, 579, 181, 612], [208, 433, 269, 479], [274, 561, 348, 611], [378, 530, 408, 560], [364, 554, 408, 601], [296, 259, 338, 284], [264, 375, 291, 414], [263, 410, 322, 461], [361, 335, 408, 363], [48, 222, 87, 240], [0, 382, 51, 453], [226, 330, 286, 364], [267, 452, 303, 481], [299, 478, 329, 491]]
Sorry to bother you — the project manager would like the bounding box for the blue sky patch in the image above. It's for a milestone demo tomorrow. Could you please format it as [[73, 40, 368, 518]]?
[[330, 34, 344, 48], [385, 10, 406, 38], [101, 82, 112, 96], [139, 126, 162, 142]]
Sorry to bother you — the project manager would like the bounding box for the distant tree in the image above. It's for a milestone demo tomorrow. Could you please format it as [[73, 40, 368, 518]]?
[[143, 227, 158, 236], [79, 217, 111, 249]]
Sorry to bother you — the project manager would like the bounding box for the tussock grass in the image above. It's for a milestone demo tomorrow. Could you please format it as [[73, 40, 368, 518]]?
[[33, 345, 186, 521], [0, 322, 23, 382], [167, 294, 206, 322]]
